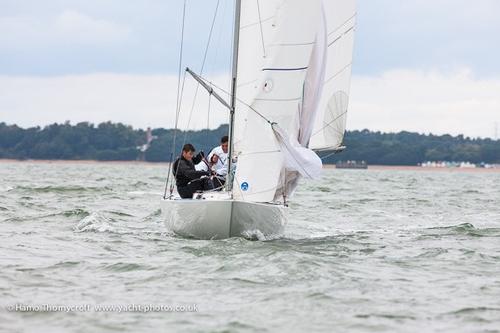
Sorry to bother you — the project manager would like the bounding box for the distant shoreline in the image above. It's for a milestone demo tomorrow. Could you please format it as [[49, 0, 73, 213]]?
[[366, 165, 500, 173], [1, 159, 499, 173], [0, 158, 169, 166]]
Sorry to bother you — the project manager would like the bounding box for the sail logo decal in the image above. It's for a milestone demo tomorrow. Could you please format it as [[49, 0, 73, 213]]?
[[241, 182, 249, 191]]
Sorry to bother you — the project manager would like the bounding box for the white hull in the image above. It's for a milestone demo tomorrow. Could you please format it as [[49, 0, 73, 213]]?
[[161, 193, 286, 240]]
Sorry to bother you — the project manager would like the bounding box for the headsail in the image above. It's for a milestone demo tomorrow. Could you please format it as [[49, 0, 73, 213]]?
[[309, 0, 356, 151], [233, 0, 322, 202], [233, 0, 356, 203], [298, 2, 328, 147]]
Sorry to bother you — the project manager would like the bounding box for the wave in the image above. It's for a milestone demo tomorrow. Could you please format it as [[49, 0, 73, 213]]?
[[241, 229, 267, 241], [0, 185, 14, 192], [142, 209, 162, 222], [2, 208, 91, 223], [14, 185, 112, 194], [105, 210, 134, 217], [446, 307, 500, 315], [355, 313, 417, 320], [62, 208, 90, 218], [74, 212, 115, 233], [127, 191, 162, 196], [47, 261, 82, 269], [101, 262, 155, 272], [73, 211, 171, 238], [422, 223, 500, 238]]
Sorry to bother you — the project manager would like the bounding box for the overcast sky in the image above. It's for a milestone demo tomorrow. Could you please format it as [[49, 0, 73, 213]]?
[[1, 0, 499, 138]]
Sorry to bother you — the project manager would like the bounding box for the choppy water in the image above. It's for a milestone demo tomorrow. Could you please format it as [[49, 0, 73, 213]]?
[[1, 161, 499, 333]]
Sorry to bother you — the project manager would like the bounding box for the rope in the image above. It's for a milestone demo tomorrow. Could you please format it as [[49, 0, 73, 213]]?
[[163, 0, 187, 199]]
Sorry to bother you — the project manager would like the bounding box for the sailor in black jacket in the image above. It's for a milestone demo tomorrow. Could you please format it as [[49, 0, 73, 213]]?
[[173, 143, 214, 198]]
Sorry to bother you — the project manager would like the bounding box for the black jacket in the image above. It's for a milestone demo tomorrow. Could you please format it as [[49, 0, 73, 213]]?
[[172, 154, 209, 187]]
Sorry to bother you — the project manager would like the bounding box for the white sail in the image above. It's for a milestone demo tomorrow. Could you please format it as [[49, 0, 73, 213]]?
[[277, 1, 327, 199], [233, 0, 281, 149], [298, 2, 328, 147], [233, 0, 325, 203], [162, 0, 356, 239], [309, 0, 356, 151]]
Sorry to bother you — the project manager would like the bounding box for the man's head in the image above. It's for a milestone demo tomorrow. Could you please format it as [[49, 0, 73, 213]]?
[[221, 136, 229, 153], [181, 143, 196, 161]]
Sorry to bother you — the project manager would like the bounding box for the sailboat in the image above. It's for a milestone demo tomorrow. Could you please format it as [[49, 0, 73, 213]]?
[[161, 0, 356, 239]]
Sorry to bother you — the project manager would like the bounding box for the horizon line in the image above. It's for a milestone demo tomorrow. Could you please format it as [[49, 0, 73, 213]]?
[[1, 120, 498, 141]]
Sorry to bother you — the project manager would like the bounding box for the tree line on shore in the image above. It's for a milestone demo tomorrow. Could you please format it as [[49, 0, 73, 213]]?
[[1, 121, 499, 165]]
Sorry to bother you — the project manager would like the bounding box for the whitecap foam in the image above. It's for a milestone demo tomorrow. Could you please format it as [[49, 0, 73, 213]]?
[[74, 212, 113, 233], [74, 211, 169, 237], [241, 229, 275, 241], [127, 191, 162, 196], [0, 186, 13, 192]]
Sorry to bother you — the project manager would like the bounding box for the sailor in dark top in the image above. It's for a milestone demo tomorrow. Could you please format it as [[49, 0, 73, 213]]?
[[173, 143, 214, 199]]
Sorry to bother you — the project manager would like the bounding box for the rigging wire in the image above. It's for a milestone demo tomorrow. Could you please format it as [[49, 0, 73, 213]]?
[[208, 0, 227, 78], [168, 71, 188, 195], [319, 149, 342, 161], [188, 78, 325, 204], [189, 73, 273, 125], [167, 0, 222, 197], [164, 0, 187, 199], [206, 94, 212, 141], [193, 73, 318, 182], [162, 1, 351, 202], [182, 0, 221, 146]]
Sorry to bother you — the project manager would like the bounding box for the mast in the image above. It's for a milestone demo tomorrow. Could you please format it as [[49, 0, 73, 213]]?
[[227, 0, 242, 195]]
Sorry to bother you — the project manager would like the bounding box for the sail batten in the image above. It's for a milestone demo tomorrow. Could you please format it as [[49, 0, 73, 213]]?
[[262, 67, 308, 71]]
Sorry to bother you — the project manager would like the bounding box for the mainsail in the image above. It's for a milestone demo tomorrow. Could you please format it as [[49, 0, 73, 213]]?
[[233, 0, 356, 202]]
